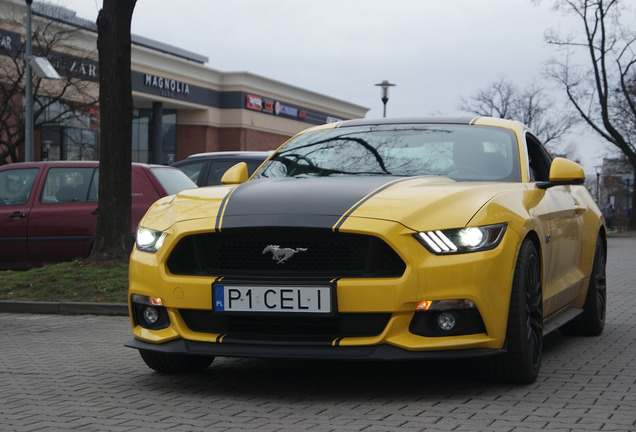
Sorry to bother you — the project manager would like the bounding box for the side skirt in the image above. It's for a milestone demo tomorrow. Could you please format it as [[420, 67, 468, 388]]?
[[543, 307, 583, 335]]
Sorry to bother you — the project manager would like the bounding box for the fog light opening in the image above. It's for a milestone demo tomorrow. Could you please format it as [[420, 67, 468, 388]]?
[[131, 294, 163, 306], [142, 306, 160, 325], [416, 299, 475, 311], [416, 300, 433, 311], [437, 312, 457, 331]]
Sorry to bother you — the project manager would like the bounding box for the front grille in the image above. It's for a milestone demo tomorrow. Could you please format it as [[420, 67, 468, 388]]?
[[179, 309, 391, 341], [167, 228, 406, 278]]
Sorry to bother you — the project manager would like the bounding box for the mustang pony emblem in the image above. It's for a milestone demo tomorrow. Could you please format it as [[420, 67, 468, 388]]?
[[263, 245, 308, 264]]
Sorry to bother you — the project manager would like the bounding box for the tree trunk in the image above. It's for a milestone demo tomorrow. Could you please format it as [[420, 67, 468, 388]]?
[[91, 0, 137, 261]]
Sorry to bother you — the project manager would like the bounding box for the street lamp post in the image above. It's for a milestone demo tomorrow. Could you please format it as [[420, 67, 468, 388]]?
[[23, 0, 60, 162], [374, 80, 396, 117], [25, 0, 34, 162]]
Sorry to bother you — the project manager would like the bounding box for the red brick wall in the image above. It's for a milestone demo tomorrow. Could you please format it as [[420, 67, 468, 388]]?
[[219, 128, 290, 152], [175, 125, 220, 160], [177, 125, 290, 160]]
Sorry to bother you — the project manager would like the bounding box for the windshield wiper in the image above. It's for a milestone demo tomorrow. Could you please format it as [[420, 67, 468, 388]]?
[[278, 136, 392, 175]]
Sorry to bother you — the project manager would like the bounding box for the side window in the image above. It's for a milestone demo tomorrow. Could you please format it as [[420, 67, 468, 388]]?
[[246, 161, 265, 176], [207, 161, 243, 186], [525, 134, 552, 182], [0, 168, 39, 205], [41, 167, 97, 203], [176, 161, 205, 185]]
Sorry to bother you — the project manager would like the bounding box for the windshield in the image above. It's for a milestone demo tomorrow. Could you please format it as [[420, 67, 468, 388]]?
[[254, 124, 521, 182]]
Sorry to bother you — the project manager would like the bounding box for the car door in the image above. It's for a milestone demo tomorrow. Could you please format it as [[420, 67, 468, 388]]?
[[27, 165, 99, 262], [526, 134, 586, 316], [0, 167, 41, 265]]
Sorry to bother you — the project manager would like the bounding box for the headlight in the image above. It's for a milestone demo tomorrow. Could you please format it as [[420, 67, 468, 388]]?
[[136, 227, 167, 253], [415, 223, 507, 254]]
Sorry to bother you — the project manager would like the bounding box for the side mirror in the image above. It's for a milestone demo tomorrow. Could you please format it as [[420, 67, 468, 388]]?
[[537, 157, 586, 189], [220, 162, 249, 185]]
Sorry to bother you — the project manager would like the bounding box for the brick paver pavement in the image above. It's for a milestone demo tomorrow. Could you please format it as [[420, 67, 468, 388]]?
[[0, 235, 634, 431]]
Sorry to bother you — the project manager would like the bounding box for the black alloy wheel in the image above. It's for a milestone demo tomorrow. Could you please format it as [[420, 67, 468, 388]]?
[[490, 239, 543, 384]]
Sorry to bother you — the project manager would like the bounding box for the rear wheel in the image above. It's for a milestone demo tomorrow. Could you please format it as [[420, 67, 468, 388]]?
[[139, 350, 214, 373], [490, 239, 543, 384], [561, 235, 606, 336]]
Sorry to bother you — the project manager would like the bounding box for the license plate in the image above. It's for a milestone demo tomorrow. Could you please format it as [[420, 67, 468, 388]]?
[[213, 285, 331, 313]]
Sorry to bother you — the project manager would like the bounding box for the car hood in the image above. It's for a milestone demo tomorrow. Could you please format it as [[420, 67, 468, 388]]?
[[146, 176, 521, 232]]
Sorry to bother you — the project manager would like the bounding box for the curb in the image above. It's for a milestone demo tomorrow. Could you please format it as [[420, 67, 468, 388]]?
[[0, 301, 128, 316]]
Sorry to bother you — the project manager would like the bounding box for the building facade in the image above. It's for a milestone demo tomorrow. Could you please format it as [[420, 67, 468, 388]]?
[[0, 0, 368, 164]]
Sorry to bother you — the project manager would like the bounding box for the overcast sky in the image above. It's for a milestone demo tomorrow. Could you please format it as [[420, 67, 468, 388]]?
[[47, 0, 621, 168]]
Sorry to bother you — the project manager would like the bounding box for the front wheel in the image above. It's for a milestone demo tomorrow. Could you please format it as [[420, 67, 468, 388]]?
[[139, 350, 214, 373], [489, 239, 543, 384]]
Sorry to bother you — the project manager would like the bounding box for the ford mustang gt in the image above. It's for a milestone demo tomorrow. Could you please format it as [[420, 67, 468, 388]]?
[[125, 117, 606, 384]]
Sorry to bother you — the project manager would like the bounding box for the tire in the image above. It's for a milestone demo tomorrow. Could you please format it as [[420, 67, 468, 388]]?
[[561, 235, 606, 336], [139, 350, 214, 373], [489, 239, 543, 384]]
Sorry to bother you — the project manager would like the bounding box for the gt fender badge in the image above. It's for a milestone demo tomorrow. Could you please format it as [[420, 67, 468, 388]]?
[[263, 245, 307, 264]]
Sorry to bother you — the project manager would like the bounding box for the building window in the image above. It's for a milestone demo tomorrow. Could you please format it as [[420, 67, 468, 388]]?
[[39, 99, 91, 129], [41, 126, 98, 161], [161, 112, 177, 164], [132, 108, 176, 164], [132, 109, 150, 163]]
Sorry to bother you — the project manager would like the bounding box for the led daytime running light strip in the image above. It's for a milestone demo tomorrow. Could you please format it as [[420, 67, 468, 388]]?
[[419, 231, 457, 253]]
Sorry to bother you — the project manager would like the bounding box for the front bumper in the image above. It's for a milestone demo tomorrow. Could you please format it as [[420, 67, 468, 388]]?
[[128, 218, 519, 354], [125, 337, 504, 361]]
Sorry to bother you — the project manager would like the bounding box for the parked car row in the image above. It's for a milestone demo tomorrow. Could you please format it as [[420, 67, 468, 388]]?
[[0, 151, 271, 268]]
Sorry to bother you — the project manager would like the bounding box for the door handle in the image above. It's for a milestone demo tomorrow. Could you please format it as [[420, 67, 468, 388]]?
[[9, 211, 27, 219]]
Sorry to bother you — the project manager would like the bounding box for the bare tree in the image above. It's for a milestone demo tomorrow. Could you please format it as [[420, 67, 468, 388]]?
[[459, 77, 578, 148], [0, 13, 98, 164], [90, 0, 136, 261], [545, 0, 636, 229]]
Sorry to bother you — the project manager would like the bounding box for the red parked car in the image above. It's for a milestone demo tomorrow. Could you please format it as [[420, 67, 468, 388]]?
[[0, 161, 196, 268]]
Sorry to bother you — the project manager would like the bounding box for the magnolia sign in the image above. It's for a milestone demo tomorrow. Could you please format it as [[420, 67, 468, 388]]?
[[144, 74, 191, 97]]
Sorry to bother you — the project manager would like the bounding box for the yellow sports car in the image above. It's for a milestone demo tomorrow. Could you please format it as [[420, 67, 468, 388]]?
[[126, 117, 606, 384]]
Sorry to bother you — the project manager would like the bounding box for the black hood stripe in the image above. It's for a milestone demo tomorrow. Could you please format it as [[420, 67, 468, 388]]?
[[215, 176, 415, 230], [332, 177, 420, 231], [215, 188, 237, 231]]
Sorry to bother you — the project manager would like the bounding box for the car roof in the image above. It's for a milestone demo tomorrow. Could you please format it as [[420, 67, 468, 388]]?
[[338, 116, 479, 127], [0, 161, 98, 169], [0, 161, 179, 170], [336, 116, 525, 128], [291, 116, 529, 138], [179, 151, 273, 161]]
